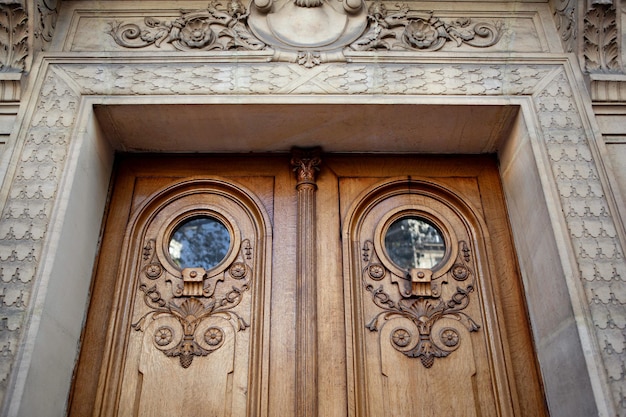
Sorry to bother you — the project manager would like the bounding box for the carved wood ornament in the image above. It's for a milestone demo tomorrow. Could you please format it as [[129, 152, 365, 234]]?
[[362, 239, 480, 368], [133, 236, 253, 368]]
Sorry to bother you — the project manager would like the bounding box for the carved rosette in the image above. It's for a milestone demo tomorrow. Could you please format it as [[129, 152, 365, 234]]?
[[363, 240, 480, 368], [132, 237, 253, 368]]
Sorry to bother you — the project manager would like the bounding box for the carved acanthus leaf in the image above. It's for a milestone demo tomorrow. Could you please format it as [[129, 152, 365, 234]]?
[[584, 4, 621, 73], [0, 5, 28, 72]]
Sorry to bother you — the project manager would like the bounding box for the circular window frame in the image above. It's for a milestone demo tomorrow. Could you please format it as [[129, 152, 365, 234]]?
[[374, 205, 457, 277], [157, 207, 241, 277]]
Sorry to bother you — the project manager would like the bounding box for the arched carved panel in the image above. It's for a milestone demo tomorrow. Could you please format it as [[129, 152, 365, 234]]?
[[342, 178, 513, 417], [96, 177, 271, 417]]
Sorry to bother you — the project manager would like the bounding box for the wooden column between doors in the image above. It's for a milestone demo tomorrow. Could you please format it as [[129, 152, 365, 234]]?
[[291, 148, 321, 417]]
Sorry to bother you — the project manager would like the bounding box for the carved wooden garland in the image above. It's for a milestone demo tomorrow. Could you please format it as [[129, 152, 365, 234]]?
[[132, 236, 253, 369], [362, 239, 480, 368]]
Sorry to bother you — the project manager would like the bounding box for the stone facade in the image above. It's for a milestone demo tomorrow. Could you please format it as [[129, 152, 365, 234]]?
[[0, 0, 625, 416]]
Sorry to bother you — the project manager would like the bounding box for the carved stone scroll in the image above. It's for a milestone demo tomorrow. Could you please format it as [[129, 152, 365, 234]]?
[[290, 147, 321, 417]]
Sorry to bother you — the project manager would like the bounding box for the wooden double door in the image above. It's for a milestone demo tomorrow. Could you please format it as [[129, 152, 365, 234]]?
[[70, 153, 547, 417]]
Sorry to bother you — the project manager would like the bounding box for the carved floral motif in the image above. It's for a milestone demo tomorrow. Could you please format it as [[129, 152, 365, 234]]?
[[350, 3, 502, 52], [132, 237, 253, 368], [109, 2, 265, 51], [363, 240, 480, 368]]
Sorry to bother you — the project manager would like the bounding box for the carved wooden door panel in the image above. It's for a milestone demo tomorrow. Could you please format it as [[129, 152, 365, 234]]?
[[69, 154, 547, 417], [321, 155, 548, 417], [69, 155, 286, 417]]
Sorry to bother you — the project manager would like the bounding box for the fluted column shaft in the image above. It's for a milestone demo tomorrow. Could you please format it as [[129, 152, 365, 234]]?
[[291, 148, 321, 417]]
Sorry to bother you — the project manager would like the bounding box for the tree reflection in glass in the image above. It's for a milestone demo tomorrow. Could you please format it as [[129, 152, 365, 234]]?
[[384, 217, 445, 270], [168, 216, 231, 270]]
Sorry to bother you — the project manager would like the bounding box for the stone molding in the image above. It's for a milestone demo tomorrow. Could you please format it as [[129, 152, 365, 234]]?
[[0, 53, 623, 415]]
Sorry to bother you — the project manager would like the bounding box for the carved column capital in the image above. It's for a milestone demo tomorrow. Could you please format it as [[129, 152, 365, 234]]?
[[0, 0, 59, 96], [583, 2, 621, 73], [291, 147, 322, 188]]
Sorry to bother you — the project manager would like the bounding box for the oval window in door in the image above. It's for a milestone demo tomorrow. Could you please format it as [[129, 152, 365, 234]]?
[[383, 216, 446, 270]]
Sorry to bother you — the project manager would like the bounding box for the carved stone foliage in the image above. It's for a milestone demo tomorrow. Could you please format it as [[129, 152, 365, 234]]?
[[362, 240, 480, 368], [110, 2, 265, 51], [551, 0, 577, 53], [2, 59, 626, 413], [0, 69, 77, 405], [133, 237, 253, 368], [584, 4, 621, 73], [350, 3, 502, 52], [0, 4, 28, 72], [534, 68, 626, 414], [108, 1, 503, 67]]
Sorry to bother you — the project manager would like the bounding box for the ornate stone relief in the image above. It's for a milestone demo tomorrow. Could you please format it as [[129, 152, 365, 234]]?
[[1, 58, 626, 413], [0, 69, 76, 405], [362, 240, 480, 368], [108, 1, 503, 67], [584, 3, 621, 73], [0, 4, 28, 72], [534, 68, 626, 413], [132, 237, 252, 368], [34, 0, 58, 48], [348, 3, 502, 52], [110, 2, 265, 52], [551, 0, 577, 53]]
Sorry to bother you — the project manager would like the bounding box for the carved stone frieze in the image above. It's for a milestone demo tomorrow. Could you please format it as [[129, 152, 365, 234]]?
[[107, 1, 504, 67], [110, 2, 266, 52], [362, 240, 480, 368], [349, 3, 502, 52], [584, 3, 621, 73]]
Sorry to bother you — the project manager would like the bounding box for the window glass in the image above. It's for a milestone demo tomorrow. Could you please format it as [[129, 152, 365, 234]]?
[[384, 216, 445, 269], [169, 216, 230, 270]]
